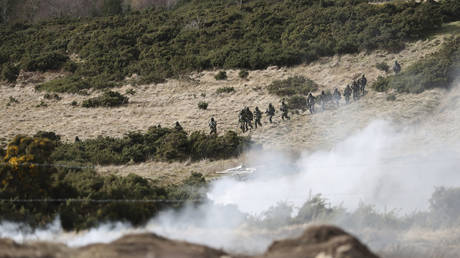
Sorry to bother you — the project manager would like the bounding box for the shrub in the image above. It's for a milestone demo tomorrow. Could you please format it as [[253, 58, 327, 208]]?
[[372, 76, 390, 92], [71, 100, 78, 106], [214, 71, 227, 80], [198, 101, 208, 110], [21, 52, 68, 72], [1, 64, 19, 83], [36, 76, 91, 93], [216, 86, 235, 94], [376, 62, 390, 73], [82, 91, 129, 108], [268, 76, 318, 96], [239, 70, 249, 79], [44, 93, 61, 101], [386, 94, 396, 101], [287, 95, 307, 110]]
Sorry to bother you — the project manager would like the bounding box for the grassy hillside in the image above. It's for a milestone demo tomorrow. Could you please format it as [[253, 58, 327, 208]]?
[[0, 0, 459, 93]]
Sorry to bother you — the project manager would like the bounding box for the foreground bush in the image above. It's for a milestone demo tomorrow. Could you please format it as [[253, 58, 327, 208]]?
[[82, 91, 129, 108], [51, 127, 250, 165], [0, 132, 232, 230], [268, 76, 318, 96]]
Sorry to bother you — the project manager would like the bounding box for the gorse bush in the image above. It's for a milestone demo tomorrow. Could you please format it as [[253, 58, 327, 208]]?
[[376, 62, 390, 73], [214, 71, 227, 80], [82, 91, 129, 108], [372, 76, 390, 92], [1, 64, 19, 82], [0, 0, 458, 92], [268, 76, 318, 96], [239, 70, 249, 79], [216, 86, 235, 94], [198, 101, 208, 110], [0, 133, 209, 231], [287, 95, 307, 110], [51, 127, 250, 165]]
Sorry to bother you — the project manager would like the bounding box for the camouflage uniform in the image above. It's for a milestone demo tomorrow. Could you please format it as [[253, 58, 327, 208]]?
[[359, 74, 367, 96], [344, 85, 352, 104], [319, 91, 327, 111], [239, 109, 247, 132], [175, 121, 183, 131], [393, 61, 401, 74], [333, 88, 341, 106], [307, 93, 316, 114], [209, 117, 217, 135], [280, 101, 290, 120], [352, 80, 360, 101], [245, 107, 254, 130], [254, 107, 262, 128], [266, 103, 275, 123]]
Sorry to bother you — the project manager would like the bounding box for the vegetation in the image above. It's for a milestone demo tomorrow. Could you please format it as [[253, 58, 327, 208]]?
[[238, 70, 249, 79], [216, 86, 235, 94], [82, 91, 129, 108], [0, 0, 458, 92], [287, 95, 307, 110], [268, 76, 318, 96], [1, 64, 19, 82], [51, 127, 250, 165], [376, 62, 390, 73], [372, 36, 460, 93], [198, 101, 208, 110], [0, 136, 207, 230], [214, 71, 227, 80]]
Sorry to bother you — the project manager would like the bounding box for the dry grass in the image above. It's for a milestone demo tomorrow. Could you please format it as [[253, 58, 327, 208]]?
[[0, 29, 457, 182]]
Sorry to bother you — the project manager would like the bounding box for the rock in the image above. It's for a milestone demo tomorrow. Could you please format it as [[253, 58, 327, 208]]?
[[257, 225, 379, 258]]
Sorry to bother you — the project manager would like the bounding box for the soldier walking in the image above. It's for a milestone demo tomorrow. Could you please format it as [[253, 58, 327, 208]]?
[[307, 93, 316, 114], [393, 60, 401, 74], [280, 100, 290, 120], [266, 103, 275, 123], [333, 88, 341, 107], [254, 107, 262, 129], [245, 107, 254, 130], [319, 90, 327, 111], [344, 85, 352, 104], [175, 121, 183, 131], [359, 74, 367, 96], [352, 80, 360, 101], [239, 109, 247, 132], [209, 117, 217, 135]]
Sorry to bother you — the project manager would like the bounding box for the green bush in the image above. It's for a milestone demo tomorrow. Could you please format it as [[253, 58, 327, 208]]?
[[21, 52, 68, 72], [216, 87, 235, 94], [239, 70, 249, 79], [1, 64, 19, 83], [82, 91, 129, 108], [287, 95, 307, 110], [51, 126, 250, 165], [36, 76, 91, 93], [386, 94, 396, 101], [372, 76, 390, 92], [376, 62, 390, 72], [198, 101, 208, 110], [214, 71, 227, 80], [268, 76, 318, 96], [0, 0, 457, 92]]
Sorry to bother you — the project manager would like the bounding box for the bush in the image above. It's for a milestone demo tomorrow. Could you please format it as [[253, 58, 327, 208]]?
[[51, 126, 250, 165], [287, 95, 307, 110], [386, 94, 396, 101], [268, 76, 318, 96], [216, 86, 235, 94], [372, 76, 390, 92], [21, 52, 68, 72], [214, 71, 227, 80], [198, 101, 208, 110], [376, 62, 390, 73], [36, 76, 91, 93], [1, 64, 19, 83], [239, 70, 249, 79], [82, 91, 129, 108]]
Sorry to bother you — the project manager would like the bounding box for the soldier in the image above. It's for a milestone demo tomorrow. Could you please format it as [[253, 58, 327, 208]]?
[[393, 60, 401, 74], [239, 109, 247, 132], [307, 92, 316, 114], [352, 80, 360, 101], [175, 121, 183, 131], [209, 117, 217, 135], [75, 136, 81, 142], [254, 107, 262, 129], [266, 103, 275, 123], [319, 90, 327, 111], [333, 88, 341, 107], [280, 100, 290, 120], [344, 85, 352, 104], [360, 74, 367, 96], [245, 107, 254, 130]]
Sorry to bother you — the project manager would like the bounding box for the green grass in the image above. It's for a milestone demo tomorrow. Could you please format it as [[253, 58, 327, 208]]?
[[0, 0, 458, 92]]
